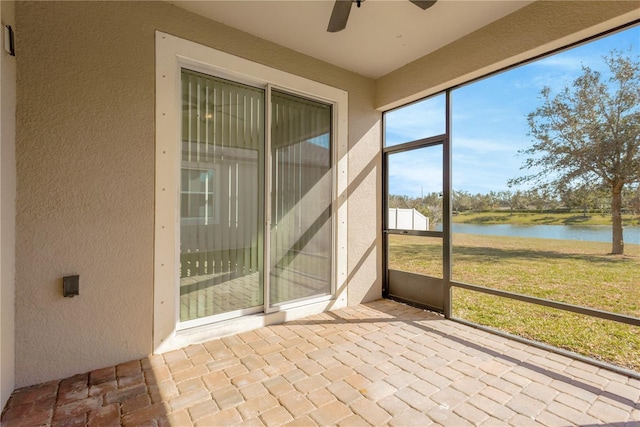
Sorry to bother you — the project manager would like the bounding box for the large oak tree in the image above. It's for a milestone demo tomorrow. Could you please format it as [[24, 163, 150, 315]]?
[[510, 50, 639, 254]]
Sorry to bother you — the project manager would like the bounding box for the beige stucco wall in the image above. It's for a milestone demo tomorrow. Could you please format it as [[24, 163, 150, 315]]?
[[1, 0, 17, 410], [376, 1, 640, 110], [15, 1, 381, 387]]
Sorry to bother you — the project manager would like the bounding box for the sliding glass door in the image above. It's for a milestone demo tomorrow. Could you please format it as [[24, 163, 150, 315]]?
[[179, 70, 333, 324]]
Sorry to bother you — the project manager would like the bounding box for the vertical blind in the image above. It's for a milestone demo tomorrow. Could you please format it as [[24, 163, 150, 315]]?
[[270, 91, 332, 305], [180, 69, 264, 322]]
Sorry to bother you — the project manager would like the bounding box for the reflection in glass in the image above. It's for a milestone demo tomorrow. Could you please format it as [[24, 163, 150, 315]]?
[[384, 93, 446, 147], [181, 169, 215, 224], [180, 69, 264, 321], [270, 91, 332, 305]]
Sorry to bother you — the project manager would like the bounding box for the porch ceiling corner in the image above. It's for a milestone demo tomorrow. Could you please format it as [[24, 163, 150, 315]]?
[[374, 1, 640, 110]]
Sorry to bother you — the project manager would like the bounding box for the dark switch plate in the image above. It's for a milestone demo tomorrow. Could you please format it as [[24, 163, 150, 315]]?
[[63, 275, 79, 297]]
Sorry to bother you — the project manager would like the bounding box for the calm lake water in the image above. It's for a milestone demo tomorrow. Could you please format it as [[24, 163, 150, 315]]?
[[438, 223, 640, 245]]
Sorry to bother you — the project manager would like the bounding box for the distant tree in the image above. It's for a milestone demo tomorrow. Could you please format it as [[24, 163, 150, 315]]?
[[559, 183, 607, 217], [487, 191, 500, 211], [452, 190, 473, 212], [510, 190, 526, 214], [469, 193, 486, 212], [499, 189, 525, 214], [388, 194, 410, 209], [526, 189, 548, 211], [510, 50, 640, 254], [626, 184, 640, 215]]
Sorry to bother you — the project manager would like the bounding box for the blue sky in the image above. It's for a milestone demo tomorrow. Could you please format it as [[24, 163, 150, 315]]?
[[385, 25, 639, 197]]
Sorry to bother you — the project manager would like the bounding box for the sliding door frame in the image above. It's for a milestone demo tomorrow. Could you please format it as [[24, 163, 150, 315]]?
[[154, 31, 348, 353]]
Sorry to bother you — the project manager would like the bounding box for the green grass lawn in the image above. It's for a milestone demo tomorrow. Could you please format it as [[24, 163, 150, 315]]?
[[453, 210, 640, 226], [388, 234, 640, 371]]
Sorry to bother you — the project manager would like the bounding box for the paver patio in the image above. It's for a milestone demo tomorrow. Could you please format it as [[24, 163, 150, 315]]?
[[2, 299, 639, 426]]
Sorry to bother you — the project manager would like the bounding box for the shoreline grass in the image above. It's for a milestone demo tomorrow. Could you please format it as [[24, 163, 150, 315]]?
[[388, 233, 640, 371], [452, 210, 640, 226]]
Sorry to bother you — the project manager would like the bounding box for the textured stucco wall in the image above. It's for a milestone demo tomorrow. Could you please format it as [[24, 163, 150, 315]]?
[[376, 1, 640, 110], [1, 0, 17, 410], [15, 1, 380, 387]]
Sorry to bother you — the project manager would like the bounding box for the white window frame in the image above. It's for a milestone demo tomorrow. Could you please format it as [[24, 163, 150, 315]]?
[[154, 31, 348, 353], [180, 167, 218, 225]]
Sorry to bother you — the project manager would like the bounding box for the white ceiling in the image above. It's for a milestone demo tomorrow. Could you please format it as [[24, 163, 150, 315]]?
[[169, 0, 533, 79]]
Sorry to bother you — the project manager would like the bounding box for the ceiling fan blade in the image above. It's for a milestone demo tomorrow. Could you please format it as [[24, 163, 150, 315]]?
[[409, 0, 437, 10], [327, 0, 353, 33]]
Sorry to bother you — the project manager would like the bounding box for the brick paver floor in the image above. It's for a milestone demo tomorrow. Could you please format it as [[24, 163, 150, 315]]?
[[2, 299, 639, 426]]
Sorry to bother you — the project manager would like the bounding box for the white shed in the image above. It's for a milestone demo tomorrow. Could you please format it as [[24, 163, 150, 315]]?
[[388, 208, 429, 231]]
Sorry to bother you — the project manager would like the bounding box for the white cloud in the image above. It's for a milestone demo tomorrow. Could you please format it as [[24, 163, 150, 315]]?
[[453, 136, 521, 153], [534, 55, 587, 71]]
